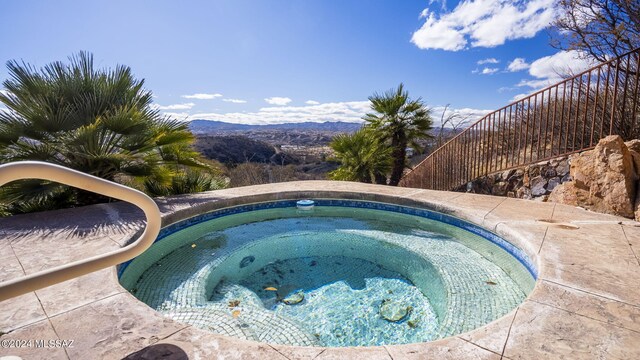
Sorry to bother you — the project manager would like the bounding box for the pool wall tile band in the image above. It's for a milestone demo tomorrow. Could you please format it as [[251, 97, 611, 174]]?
[[117, 199, 537, 279]]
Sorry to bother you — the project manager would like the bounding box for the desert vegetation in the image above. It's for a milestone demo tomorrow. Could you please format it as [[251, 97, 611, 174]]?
[[0, 52, 225, 215], [329, 84, 433, 186]]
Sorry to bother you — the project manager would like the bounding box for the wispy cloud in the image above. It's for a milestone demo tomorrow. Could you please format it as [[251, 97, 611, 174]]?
[[472, 67, 499, 75], [511, 93, 529, 102], [190, 101, 368, 125], [305, 100, 320, 105], [477, 58, 499, 65], [431, 105, 491, 127], [162, 112, 191, 120], [176, 100, 489, 126], [507, 57, 530, 72], [412, 0, 558, 51], [517, 50, 596, 89], [264, 97, 292, 106], [182, 93, 223, 100], [223, 98, 247, 104], [156, 102, 195, 110]]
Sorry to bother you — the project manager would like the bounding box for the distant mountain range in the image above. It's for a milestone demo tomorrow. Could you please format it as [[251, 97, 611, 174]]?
[[188, 120, 363, 134]]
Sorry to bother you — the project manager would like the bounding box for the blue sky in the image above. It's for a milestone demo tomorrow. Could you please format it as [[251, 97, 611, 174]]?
[[0, 0, 593, 125]]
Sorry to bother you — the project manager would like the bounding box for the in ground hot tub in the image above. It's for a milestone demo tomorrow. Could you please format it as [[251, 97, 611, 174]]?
[[118, 199, 536, 347]]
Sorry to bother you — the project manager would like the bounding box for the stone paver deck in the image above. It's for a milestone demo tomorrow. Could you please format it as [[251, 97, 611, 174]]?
[[1, 181, 639, 359]]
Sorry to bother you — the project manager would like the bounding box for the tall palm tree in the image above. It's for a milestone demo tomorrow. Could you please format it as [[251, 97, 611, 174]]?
[[0, 52, 222, 214], [364, 83, 432, 186], [329, 128, 391, 184]]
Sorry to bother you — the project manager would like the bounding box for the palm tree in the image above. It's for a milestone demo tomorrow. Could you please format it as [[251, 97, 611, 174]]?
[[329, 128, 391, 184], [0, 52, 223, 214], [363, 83, 432, 186]]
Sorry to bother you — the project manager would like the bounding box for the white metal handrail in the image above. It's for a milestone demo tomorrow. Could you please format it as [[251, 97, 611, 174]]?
[[0, 161, 161, 301]]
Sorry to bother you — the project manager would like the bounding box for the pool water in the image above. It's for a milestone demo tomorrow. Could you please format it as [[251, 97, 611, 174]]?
[[119, 202, 535, 347]]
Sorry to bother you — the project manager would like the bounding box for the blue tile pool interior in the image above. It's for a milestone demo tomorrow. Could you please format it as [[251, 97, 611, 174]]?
[[118, 199, 537, 347]]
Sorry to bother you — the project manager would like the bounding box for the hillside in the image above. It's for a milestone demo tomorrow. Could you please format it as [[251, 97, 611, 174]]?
[[189, 120, 362, 147], [189, 120, 363, 133], [195, 135, 279, 165]]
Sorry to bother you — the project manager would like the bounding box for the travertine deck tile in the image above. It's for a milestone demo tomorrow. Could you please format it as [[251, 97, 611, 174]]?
[[269, 344, 326, 359], [504, 300, 640, 359], [0, 248, 47, 332], [35, 268, 125, 317], [163, 326, 288, 359], [619, 223, 640, 266], [538, 224, 640, 305], [493, 222, 547, 261], [551, 203, 624, 223], [528, 280, 640, 333], [384, 337, 501, 359], [8, 232, 121, 275], [0, 292, 47, 333], [0, 319, 68, 360], [49, 292, 188, 360], [457, 308, 518, 355], [315, 345, 392, 360], [483, 198, 554, 231], [445, 193, 507, 224]]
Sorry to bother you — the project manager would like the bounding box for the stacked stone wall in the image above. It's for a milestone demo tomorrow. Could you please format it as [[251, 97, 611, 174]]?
[[456, 157, 571, 201], [457, 135, 640, 220]]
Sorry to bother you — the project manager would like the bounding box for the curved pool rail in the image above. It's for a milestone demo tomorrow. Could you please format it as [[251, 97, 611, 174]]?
[[0, 161, 161, 302]]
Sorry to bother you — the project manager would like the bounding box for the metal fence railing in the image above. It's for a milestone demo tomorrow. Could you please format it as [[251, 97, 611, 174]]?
[[400, 48, 640, 190]]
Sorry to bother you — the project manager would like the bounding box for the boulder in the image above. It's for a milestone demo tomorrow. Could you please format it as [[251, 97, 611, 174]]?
[[501, 169, 515, 181], [625, 139, 640, 154], [492, 181, 508, 196], [542, 166, 557, 178], [556, 159, 570, 177], [530, 176, 547, 197], [548, 135, 637, 218], [625, 140, 640, 222], [547, 177, 561, 192], [517, 186, 531, 199], [528, 166, 541, 178]]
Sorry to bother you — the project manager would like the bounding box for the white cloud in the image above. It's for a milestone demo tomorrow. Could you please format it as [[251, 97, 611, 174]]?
[[431, 105, 491, 127], [412, 12, 467, 51], [0, 90, 9, 96], [264, 97, 292, 106], [477, 58, 499, 65], [162, 112, 191, 120], [498, 86, 516, 93], [472, 67, 499, 74], [179, 100, 489, 127], [412, 0, 558, 51], [511, 93, 529, 102], [481, 67, 499, 75], [156, 103, 195, 110], [181, 93, 223, 100], [189, 101, 369, 125], [528, 50, 594, 80], [305, 100, 320, 105], [223, 98, 247, 104], [507, 57, 530, 72], [517, 50, 596, 89]]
